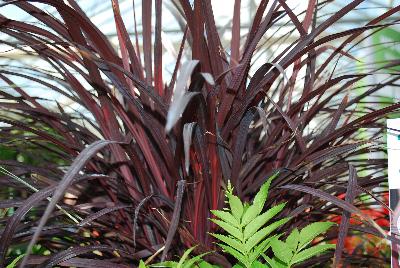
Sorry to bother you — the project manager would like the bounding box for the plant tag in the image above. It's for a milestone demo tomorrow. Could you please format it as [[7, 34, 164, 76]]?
[[387, 118, 400, 267], [388, 119, 400, 189]]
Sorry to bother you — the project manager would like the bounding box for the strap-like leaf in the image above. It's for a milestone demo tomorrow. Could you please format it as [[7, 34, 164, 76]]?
[[161, 180, 186, 261], [177, 245, 196, 267], [6, 254, 26, 268], [78, 204, 131, 226], [281, 184, 385, 236], [166, 92, 200, 132], [182, 252, 209, 268], [183, 122, 196, 174], [200, 72, 215, 85], [41, 245, 118, 268], [165, 60, 200, 132], [334, 164, 357, 266], [20, 140, 118, 267]]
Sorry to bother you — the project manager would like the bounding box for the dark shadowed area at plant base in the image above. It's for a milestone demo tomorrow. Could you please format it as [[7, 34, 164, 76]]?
[[0, 0, 399, 267]]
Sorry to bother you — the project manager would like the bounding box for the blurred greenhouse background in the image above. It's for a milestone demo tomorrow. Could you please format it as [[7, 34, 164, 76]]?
[[1, 0, 399, 108]]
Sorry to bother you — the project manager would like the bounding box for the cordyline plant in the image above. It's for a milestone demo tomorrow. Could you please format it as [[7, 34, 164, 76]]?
[[0, 0, 399, 267]]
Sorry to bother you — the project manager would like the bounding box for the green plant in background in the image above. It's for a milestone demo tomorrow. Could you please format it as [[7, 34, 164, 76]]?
[[267, 223, 335, 268], [6, 254, 26, 268], [373, 28, 400, 72], [139, 246, 216, 268], [210, 173, 335, 268], [210, 173, 288, 268], [140, 174, 335, 268]]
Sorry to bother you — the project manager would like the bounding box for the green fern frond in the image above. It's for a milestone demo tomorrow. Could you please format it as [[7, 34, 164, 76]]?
[[210, 173, 287, 268], [270, 222, 336, 268]]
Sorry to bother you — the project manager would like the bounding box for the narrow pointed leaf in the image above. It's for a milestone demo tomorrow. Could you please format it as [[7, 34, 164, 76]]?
[[165, 60, 200, 132], [183, 122, 196, 174], [161, 180, 186, 261], [20, 140, 118, 268], [151, 261, 179, 267], [210, 210, 240, 227], [244, 203, 286, 240], [286, 228, 299, 251], [218, 244, 247, 267], [292, 244, 336, 264], [253, 172, 279, 206], [210, 233, 245, 254], [228, 193, 244, 221], [248, 235, 276, 264], [177, 246, 196, 267], [298, 222, 335, 250], [242, 172, 280, 225], [271, 238, 293, 264], [210, 219, 243, 240], [183, 252, 210, 268], [245, 217, 289, 252]]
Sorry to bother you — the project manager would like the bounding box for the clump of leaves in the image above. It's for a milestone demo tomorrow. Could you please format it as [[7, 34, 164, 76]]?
[[267, 222, 335, 268], [210, 173, 288, 267], [139, 246, 216, 268], [139, 174, 335, 268], [0, 0, 398, 266]]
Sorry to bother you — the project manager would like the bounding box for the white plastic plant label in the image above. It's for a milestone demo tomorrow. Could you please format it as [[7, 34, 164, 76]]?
[[387, 119, 400, 267], [388, 119, 400, 189]]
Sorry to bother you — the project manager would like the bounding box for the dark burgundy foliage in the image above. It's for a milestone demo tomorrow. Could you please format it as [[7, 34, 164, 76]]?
[[0, 0, 399, 267]]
